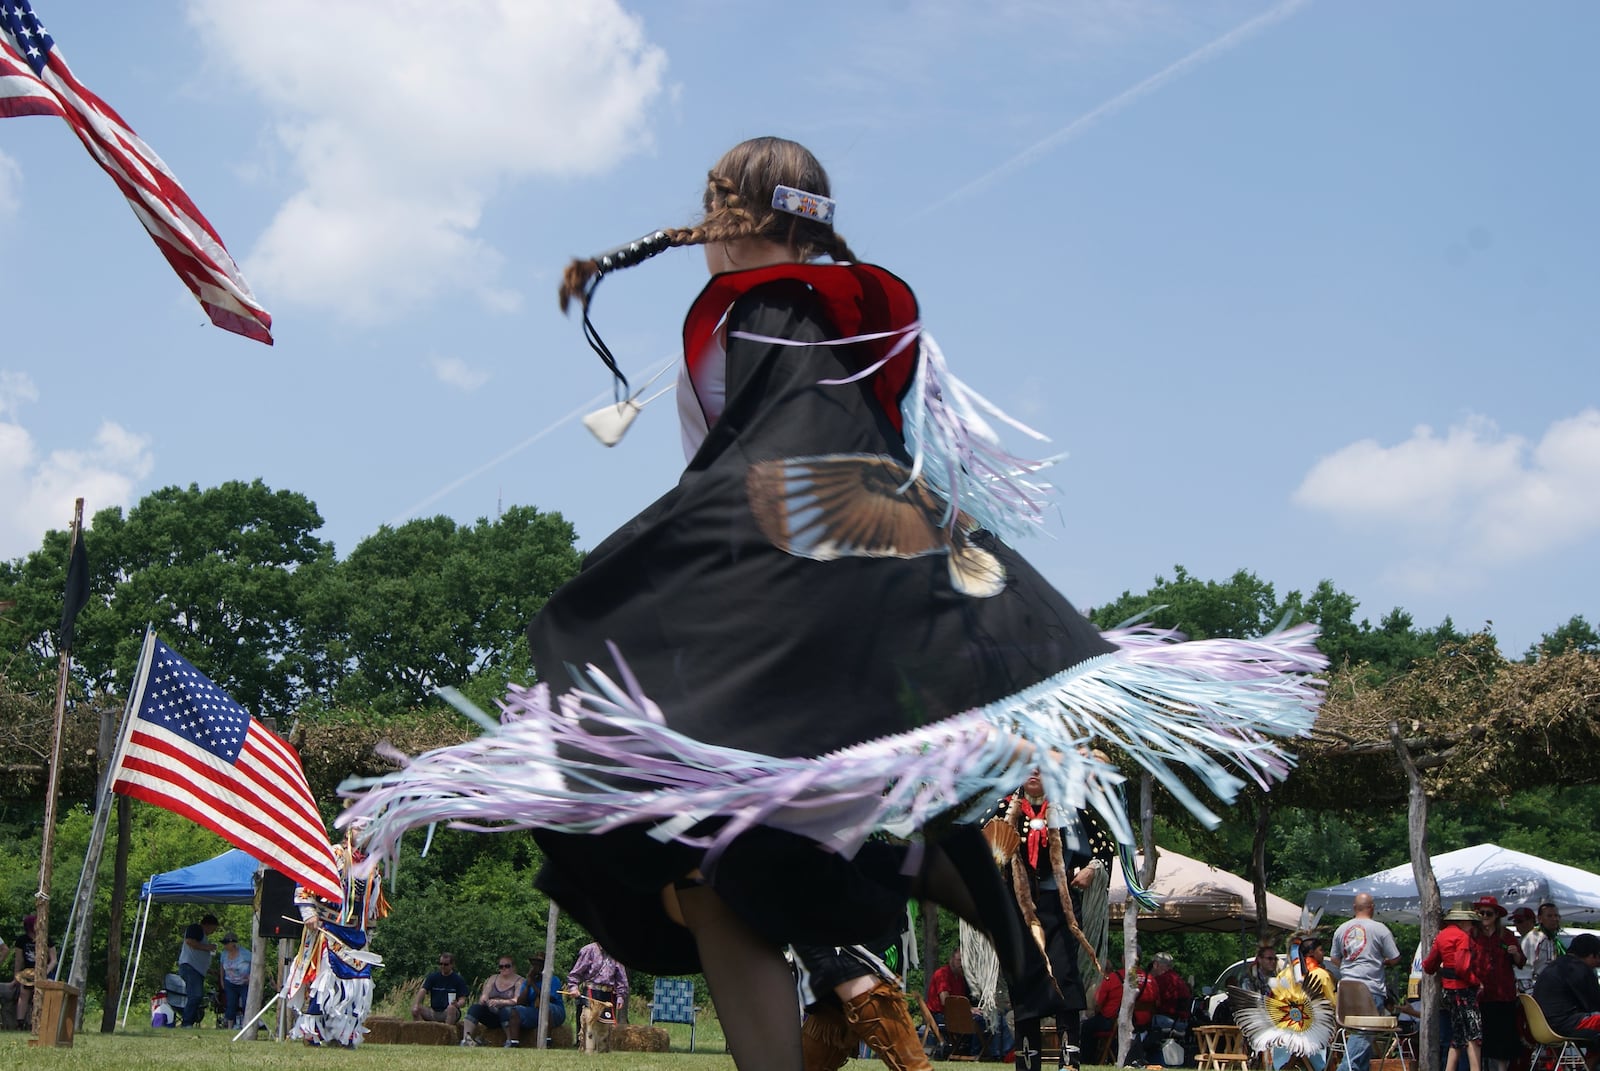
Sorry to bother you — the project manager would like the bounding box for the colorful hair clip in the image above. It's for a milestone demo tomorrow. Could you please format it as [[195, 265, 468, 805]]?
[[771, 185, 836, 225]]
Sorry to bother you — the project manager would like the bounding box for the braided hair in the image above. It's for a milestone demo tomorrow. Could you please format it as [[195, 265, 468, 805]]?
[[559, 137, 860, 392]]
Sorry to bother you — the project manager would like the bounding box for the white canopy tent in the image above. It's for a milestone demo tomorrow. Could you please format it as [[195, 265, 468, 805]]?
[[1303, 843, 1600, 924], [1108, 845, 1303, 933]]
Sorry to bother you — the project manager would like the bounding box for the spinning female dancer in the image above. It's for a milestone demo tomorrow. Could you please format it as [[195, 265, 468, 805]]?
[[343, 136, 1324, 1071]]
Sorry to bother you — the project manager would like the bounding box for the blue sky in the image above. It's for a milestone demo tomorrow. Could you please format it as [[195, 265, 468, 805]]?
[[2, 0, 1595, 658]]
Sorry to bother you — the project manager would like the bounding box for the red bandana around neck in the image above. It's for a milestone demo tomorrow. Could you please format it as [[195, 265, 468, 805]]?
[[1019, 796, 1049, 868]]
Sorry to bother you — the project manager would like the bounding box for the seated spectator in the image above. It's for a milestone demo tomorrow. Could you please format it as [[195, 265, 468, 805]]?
[[1297, 938, 1334, 1003], [1150, 952, 1192, 1033], [1531, 933, 1600, 1071], [462, 956, 525, 1047], [509, 953, 566, 1047], [14, 914, 58, 1030], [1083, 965, 1155, 1061], [926, 948, 989, 1057], [1242, 944, 1280, 995], [413, 952, 470, 1025]]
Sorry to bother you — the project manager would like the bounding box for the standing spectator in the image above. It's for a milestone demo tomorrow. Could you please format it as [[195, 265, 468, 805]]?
[[1327, 893, 1403, 1071], [1423, 904, 1483, 1071], [1509, 909, 1538, 993], [462, 955, 524, 1047], [568, 941, 629, 1052], [510, 953, 566, 1047], [218, 933, 251, 1029], [412, 952, 470, 1025], [1521, 903, 1567, 989], [1469, 896, 1524, 1071], [178, 913, 219, 1028], [1530, 933, 1600, 1070]]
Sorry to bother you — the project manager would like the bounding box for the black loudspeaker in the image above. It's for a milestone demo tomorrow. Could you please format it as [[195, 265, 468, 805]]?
[[256, 870, 304, 940]]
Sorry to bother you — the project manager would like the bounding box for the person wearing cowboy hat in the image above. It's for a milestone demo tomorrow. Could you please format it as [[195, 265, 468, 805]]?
[[1468, 897, 1525, 1071], [1424, 903, 1484, 1071]]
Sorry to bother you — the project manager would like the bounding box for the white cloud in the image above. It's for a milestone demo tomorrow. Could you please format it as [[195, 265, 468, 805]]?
[[430, 355, 489, 392], [185, 0, 668, 321], [1293, 410, 1600, 569], [0, 373, 153, 559]]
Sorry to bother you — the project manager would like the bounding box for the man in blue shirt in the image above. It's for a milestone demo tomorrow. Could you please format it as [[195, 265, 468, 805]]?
[[511, 954, 566, 1047], [412, 952, 471, 1025]]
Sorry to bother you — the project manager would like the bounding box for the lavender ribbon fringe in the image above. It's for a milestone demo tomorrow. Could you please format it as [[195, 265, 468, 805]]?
[[724, 324, 1059, 541], [337, 625, 1326, 873], [899, 333, 1060, 540]]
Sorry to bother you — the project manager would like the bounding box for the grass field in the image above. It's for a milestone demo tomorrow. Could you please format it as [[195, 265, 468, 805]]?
[[1, 1027, 739, 1071], [0, 1022, 1123, 1070]]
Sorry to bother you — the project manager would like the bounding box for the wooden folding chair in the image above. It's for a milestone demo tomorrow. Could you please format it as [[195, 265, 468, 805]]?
[[941, 995, 983, 1062]]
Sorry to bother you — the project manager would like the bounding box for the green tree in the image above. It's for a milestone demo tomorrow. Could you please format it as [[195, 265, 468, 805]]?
[[328, 507, 580, 713], [0, 480, 334, 716], [1525, 614, 1599, 661], [1089, 565, 1287, 639]]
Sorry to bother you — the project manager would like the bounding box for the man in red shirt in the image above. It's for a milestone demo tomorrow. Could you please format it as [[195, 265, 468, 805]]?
[[927, 950, 985, 1057], [1084, 967, 1156, 1061], [1150, 953, 1192, 1025]]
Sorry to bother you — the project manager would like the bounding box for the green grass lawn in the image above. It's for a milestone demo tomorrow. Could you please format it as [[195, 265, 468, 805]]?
[[2, 1022, 1124, 1070], [1, 1027, 739, 1071]]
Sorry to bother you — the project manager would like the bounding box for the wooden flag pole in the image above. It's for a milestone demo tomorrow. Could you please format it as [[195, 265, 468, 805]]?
[[33, 497, 83, 1038], [63, 628, 148, 1019]]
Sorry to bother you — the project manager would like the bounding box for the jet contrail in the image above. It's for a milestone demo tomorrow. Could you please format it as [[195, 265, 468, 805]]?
[[917, 0, 1311, 218], [386, 354, 677, 529]]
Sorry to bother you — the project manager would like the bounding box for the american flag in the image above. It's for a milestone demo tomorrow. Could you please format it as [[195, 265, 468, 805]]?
[[0, 0, 273, 344], [110, 636, 341, 903]]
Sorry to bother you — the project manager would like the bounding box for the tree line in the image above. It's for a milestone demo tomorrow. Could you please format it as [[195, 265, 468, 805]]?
[[0, 478, 1594, 1009]]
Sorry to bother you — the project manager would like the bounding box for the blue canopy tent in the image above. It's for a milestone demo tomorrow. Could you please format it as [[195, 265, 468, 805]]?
[[119, 849, 263, 1026], [141, 849, 259, 903]]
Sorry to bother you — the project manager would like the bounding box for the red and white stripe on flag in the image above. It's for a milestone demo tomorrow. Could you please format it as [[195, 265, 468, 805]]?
[[0, 2, 273, 343], [109, 637, 341, 904]]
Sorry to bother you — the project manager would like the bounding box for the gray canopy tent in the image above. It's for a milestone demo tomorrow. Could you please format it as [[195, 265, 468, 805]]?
[[1303, 843, 1600, 925]]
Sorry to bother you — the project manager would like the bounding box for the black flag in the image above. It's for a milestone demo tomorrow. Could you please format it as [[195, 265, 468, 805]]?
[[59, 532, 89, 651]]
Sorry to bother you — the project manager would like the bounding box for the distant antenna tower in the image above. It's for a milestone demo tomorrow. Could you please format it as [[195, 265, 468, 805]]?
[[496, 486, 502, 522]]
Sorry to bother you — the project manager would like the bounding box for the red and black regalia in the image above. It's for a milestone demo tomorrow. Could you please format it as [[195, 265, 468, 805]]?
[[991, 792, 1118, 1069], [341, 262, 1324, 977]]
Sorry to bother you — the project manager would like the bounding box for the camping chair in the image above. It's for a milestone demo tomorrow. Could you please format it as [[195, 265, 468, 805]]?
[[649, 977, 700, 1052], [1195, 1025, 1252, 1071], [1328, 980, 1407, 1071], [1519, 993, 1588, 1071], [941, 995, 983, 1062]]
